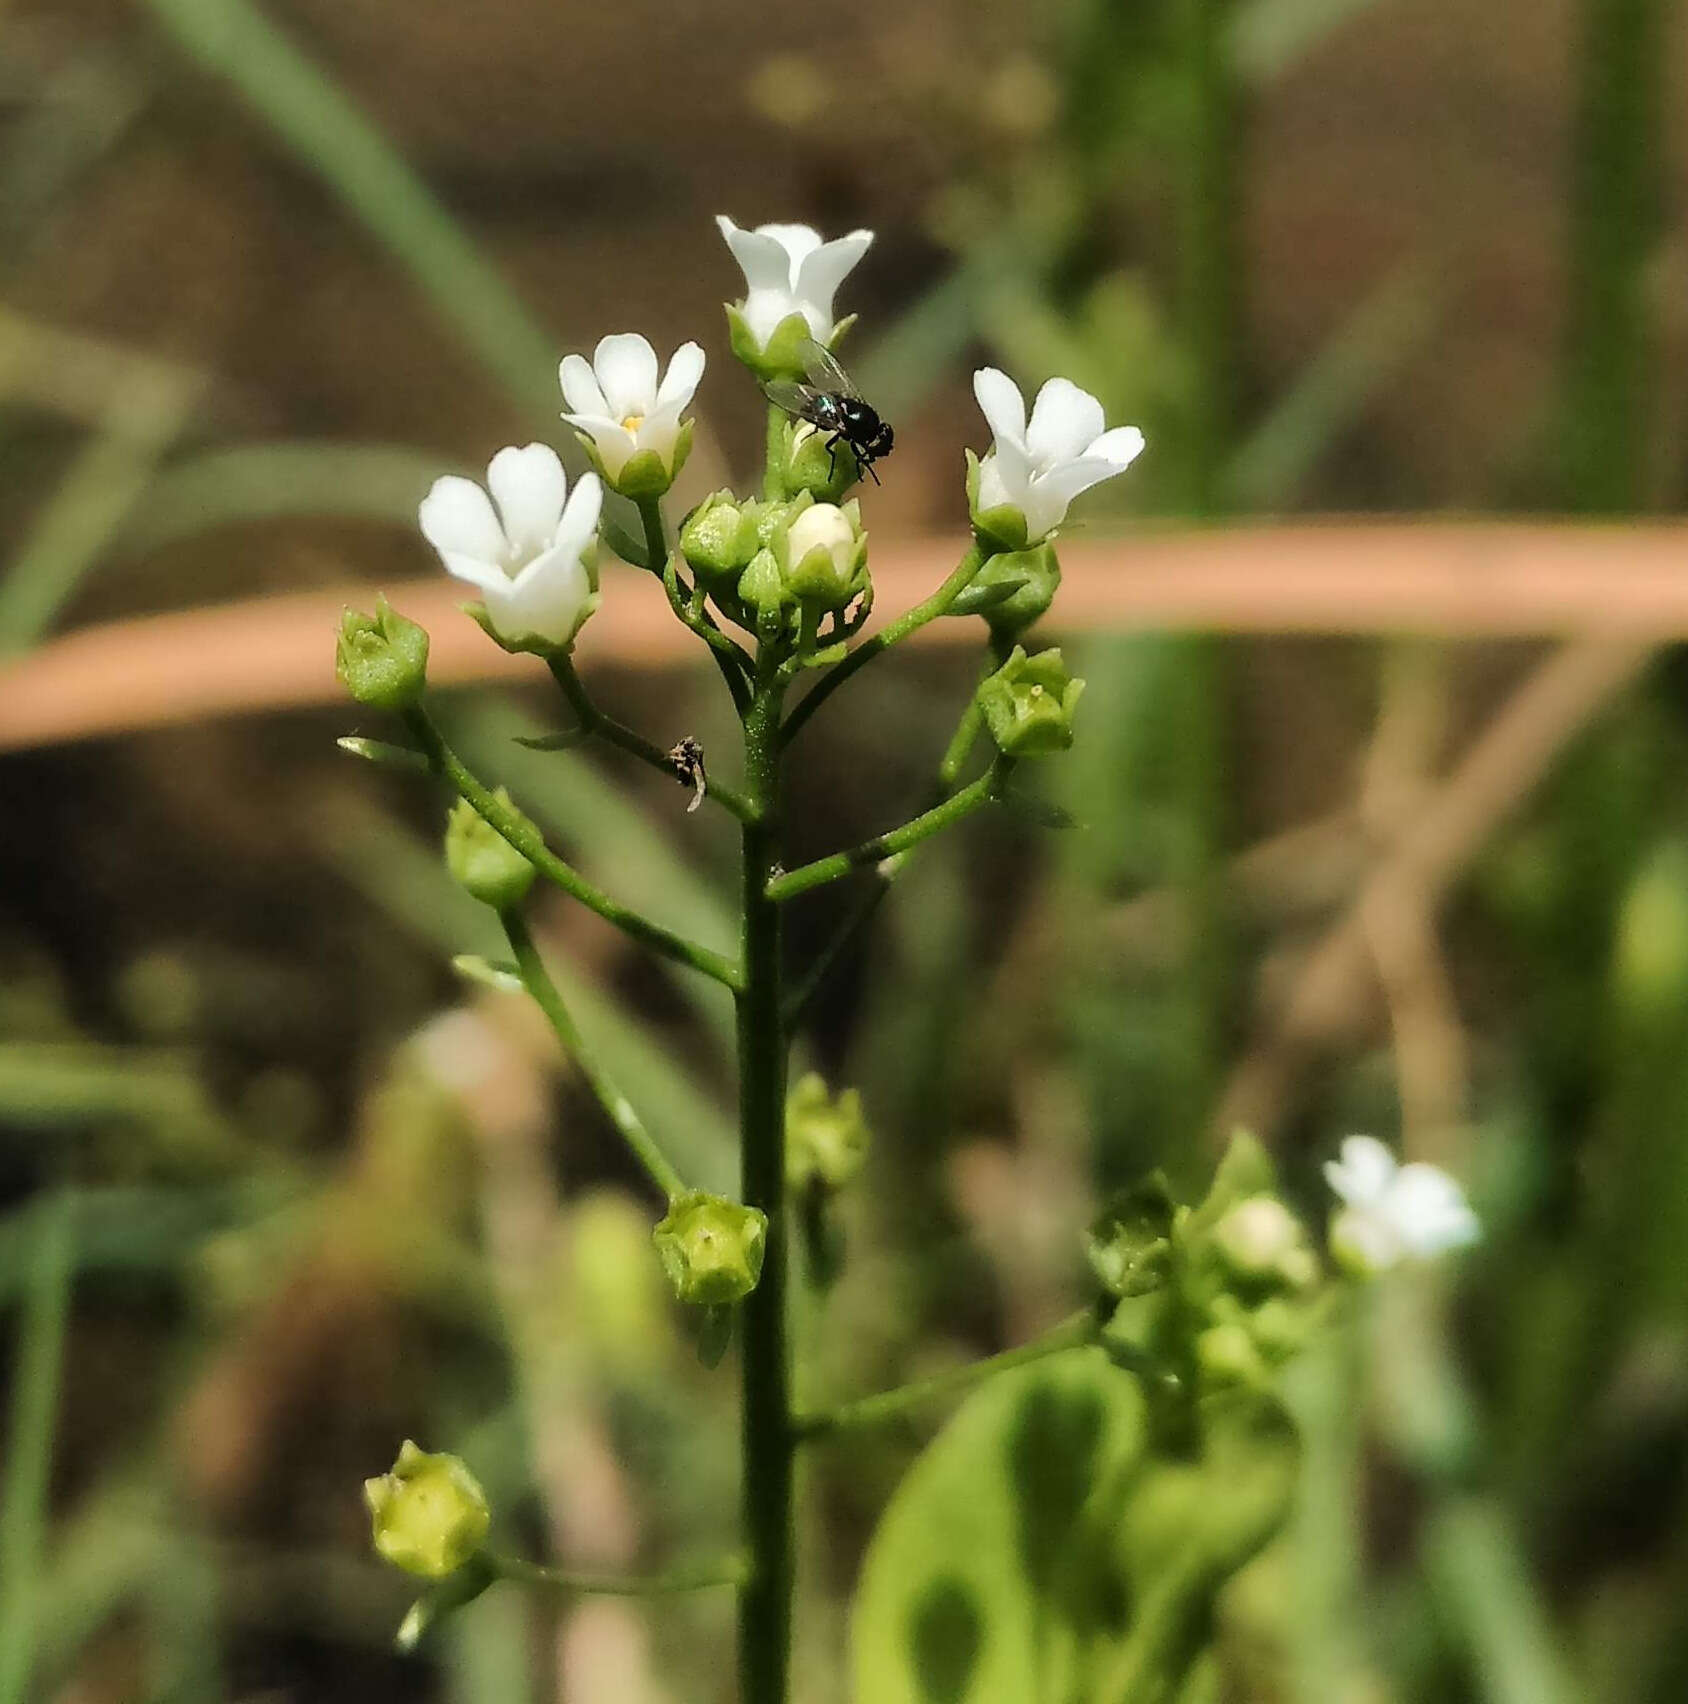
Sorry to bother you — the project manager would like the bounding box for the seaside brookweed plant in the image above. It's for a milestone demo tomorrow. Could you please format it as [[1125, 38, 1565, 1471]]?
[[338, 216, 1481, 1703]]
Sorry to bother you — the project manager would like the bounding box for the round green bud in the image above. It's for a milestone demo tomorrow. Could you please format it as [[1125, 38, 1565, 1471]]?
[[1086, 1176, 1176, 1299], [364, 1441, 490, 1579], [444, 790, 535, 909], [948, 542, 1062, 638], [336, 595, 429, 710], [785, 1072, 870, 1193], [780, 421, 861, 503], [1195, 1321, 1273, 1392], [680, 491, 761, 582], [976, 645, 1085, 757], [652, 1190, 768, 1306]]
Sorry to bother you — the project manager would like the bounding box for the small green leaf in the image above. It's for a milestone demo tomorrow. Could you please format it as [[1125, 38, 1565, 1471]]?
[[336, 736, 430, 772], [513, 728, 590, 753], [451, 955, 524, 994]]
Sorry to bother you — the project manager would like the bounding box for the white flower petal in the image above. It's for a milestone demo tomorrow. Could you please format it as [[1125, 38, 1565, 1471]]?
[[1324, 1135, 1398, 1208], [717, 216, 798, 294], [592, 333, 660, 421], [1025, 451, 1134, 528], [755, 222, 823, 276], [495, 545, 592, 646], [972, 367, 1029, 451], [1390, 1165, 1481, 1255], [1085, 425, 1147, 469], [561, 412, 638, 479], [1330, 1205, 1406, 1274], [550, 470, 603, 564], [795, 229, 873, 331], [655, 340, 706, 413], [559, 352, 609, 418], [419, 475, 506, 565], [1027, 377, 1106, 465], [634, 398, 686, 467], [486, 444, 567, 560], [438, 549, 511, 595], [974, 450, 1018, 516]]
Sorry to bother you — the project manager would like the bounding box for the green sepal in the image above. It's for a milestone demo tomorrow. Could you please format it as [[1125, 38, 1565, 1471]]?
[[965, 448, 1032, 554], [680, 490, 761, 582], [450, 954, 524, 994], [461, 591, 602, 659], [514, 727, 590, 752], [958, 542, 1062, 637], [727, 305, 817, 381], [395, 1553, 495, 1653], [652, 1190, 769, 1306], [976, 646, 1085, 758], [336, 735, 430, 773], [693, 1302, 736, 1369], [1087, 1174, 1177, 1299], [336, 595, 429, 710], [779, 419, 861, 502]]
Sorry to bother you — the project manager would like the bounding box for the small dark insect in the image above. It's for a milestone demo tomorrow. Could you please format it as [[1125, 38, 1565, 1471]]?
[[762, 338, 895, 485]]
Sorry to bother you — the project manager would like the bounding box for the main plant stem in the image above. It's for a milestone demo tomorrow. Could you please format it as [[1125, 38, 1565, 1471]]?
[[737, 672, 792, 1704]]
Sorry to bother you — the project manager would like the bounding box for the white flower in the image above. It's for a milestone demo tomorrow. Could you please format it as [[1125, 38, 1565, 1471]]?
[[419, 444, 601, 650], [716, 216, 873, 349], [783, 500, 866, 608], [559, 333, 704, 486], [971, 368, 1145, 544], [1324, 1136, 1481, 1274]]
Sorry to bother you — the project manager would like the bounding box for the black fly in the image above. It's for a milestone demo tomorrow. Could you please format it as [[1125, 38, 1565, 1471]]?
[[761, 338, 894, 485]]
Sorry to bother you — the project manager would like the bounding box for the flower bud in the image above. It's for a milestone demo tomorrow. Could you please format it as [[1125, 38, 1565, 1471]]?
[[444, 791, 535, 909], [336, 596, 429, 710], [364, 1441, 491, 1579], [948, 542, 1062, 638], [680, 491, 762, 583], [977, 646, 1085, 757], [779, 420, 860, 502], [785, 1072, 870, 1193], [783, 500, 868, 614], [1212, 1196, 1317, 1290], [652, 1190, 768, 1306], [1195, 1321, 1273, 1392]]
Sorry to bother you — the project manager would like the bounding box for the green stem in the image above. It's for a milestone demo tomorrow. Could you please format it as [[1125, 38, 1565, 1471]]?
[[795, 1309, 1098, 1441], [404, 706, 743, 991], [736, 669, 793, 1704], [501, 909, 686, 1200], [547, 654, 754, 822], [781, 543, 990, 745], [937, 699, 984, 789], [488, 1552, 745, 1596], [766, 764, 1004, 903]]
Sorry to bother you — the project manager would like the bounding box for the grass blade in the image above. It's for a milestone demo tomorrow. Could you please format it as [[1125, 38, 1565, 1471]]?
[[0, 1190, 76, 1704]]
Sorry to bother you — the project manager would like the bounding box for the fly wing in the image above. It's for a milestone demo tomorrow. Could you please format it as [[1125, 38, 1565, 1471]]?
[[760, 378, 824, 421], [799, 337, 861, 398]]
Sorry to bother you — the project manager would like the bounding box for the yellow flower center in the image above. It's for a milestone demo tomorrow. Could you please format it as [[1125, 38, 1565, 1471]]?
[[621, 413, 645, 434]]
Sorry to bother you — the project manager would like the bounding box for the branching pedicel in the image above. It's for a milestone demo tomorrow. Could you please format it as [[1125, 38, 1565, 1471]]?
[[336, 218, 1479, 1704]]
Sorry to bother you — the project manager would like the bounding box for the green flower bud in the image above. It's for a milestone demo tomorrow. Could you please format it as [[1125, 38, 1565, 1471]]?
[[785, 1072, 870, 1193], [965, 448, 1031, 555], [1086, 1175, 1176, 1299], [1195, 1321, 1273, 1392], [652, 1190, 768, 1306], [977, 646, 1085, 757], [1212, 1196, 1317, 1290], [336, 595, 429, 710], [783, 500, 869, 614], [444, 791, 535, 909], [948, 543, 1062, 638], [680, 491, 762, 583], [365, 1441, 490, 1579], [737, 546, 794, 624], [779, 420, 860, 502]]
